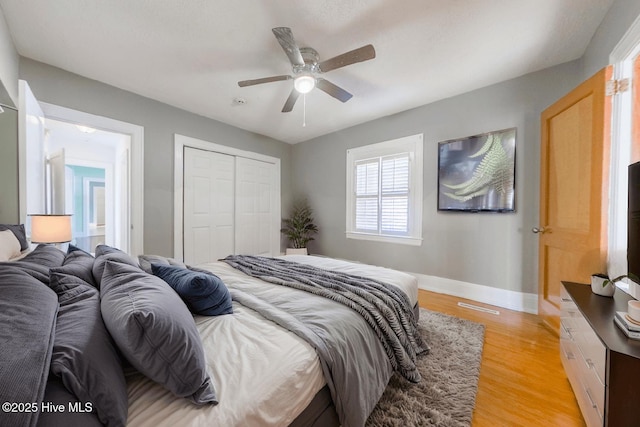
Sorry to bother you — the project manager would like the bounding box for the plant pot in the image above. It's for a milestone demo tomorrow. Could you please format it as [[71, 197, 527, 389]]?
[[285, 247, 308, 255], [591, 275, 615, 297]]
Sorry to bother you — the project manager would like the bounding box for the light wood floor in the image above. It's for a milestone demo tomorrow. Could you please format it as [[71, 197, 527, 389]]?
[[418, 289, 586, 427]]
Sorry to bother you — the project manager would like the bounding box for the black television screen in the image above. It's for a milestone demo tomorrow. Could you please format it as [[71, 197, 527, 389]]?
[[437, 128, 516, 212]]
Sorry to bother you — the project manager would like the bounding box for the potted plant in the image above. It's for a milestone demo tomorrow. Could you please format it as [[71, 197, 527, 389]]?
[[591, 273, 638, 297], [281, 199, 318, 255]]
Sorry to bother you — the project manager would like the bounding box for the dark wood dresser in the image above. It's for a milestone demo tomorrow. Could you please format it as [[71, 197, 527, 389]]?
[[561, 281, 640, 427]]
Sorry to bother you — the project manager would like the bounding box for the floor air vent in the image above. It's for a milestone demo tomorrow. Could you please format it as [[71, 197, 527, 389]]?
[[457, 302, 500, 315]]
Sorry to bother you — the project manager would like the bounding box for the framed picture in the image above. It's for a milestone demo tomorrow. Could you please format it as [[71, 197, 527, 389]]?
[[437, 127, 516, 212]]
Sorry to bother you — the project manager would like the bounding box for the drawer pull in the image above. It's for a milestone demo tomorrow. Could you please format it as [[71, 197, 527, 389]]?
[[563, 349, 575, 360], [586, 359, 595, 370], [585, 387, 598, 409]]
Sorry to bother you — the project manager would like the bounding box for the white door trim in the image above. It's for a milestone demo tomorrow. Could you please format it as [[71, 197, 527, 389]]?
[[174, 134, 281, 261], [38, 101, 144, 255]]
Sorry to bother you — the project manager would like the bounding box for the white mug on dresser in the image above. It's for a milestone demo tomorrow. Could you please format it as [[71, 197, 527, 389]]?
[[628, 300, 640, 323]]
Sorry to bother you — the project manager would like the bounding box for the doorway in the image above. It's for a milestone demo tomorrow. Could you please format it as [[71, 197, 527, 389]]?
[[45, 118, 128, 253], [18, 79, 145, 255]]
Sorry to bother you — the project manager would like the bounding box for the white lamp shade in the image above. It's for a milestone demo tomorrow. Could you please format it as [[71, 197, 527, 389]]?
[[29, 214, 72, 243]]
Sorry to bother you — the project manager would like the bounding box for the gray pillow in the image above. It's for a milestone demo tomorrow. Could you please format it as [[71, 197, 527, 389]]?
[[38, 376, 103, 427], [19, 244, 65, 268], [100, 261, 218, 405], [0, 267, 58, 427], [92, 244, 140, 287], [48, 270, 128, 427], [138, 254, 187, 274], [0, 259, 50, 283], [59, 248, 97, 287]]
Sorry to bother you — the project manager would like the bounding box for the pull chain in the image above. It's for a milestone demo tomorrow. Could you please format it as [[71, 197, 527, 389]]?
[[302, 93, 307, 127]]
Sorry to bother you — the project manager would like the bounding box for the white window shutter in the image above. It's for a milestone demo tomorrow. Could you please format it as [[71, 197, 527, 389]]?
[[346, 133, 423, 246]]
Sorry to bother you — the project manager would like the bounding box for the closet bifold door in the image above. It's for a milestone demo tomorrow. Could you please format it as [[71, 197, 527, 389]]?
[[183, 147, 235, 265], [234, 156, 275, 257]]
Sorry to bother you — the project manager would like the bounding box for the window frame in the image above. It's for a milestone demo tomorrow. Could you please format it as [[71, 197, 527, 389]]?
[[345, 134, 423, 246]]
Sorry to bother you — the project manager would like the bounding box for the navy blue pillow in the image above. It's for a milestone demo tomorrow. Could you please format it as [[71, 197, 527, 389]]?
[[151, 264, 233, 316]]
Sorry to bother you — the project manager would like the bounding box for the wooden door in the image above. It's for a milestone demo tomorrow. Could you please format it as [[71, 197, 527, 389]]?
[[538, 67, 612, 332]]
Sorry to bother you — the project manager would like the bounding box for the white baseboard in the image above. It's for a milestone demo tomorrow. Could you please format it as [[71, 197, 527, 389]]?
[[414, 272, 538, 314]]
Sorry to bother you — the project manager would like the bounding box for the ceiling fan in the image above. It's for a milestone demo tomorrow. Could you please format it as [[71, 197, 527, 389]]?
[[238, 27, 376, 112]]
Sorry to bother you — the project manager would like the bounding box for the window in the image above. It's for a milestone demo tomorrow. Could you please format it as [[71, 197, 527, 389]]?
[[609, 18, 640, 281], [346, 134, 423, 245]]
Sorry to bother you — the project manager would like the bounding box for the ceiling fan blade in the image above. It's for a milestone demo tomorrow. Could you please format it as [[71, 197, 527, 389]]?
[[282, 89, 300, 113], [316, 78, 353, 103], [318, 44, 376, 73], [272, 27, 305, 67], [238, 75, 291, 87]]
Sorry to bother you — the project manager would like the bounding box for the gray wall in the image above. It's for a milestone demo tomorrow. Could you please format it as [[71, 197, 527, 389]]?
[[291, 0, 640, 295], [0, 106, 18, 223], [19, 58, 292, 256], [291, 61, 582, 294], [0, 7, 19, 223], [582, 0, 640, 79], [0, 7, 18, 106]]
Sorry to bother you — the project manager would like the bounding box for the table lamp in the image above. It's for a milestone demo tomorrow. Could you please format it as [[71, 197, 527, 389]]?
[[29, 214, 72, 245]]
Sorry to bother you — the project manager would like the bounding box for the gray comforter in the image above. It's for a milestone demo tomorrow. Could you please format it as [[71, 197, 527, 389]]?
[[223, 255, 429, 427]]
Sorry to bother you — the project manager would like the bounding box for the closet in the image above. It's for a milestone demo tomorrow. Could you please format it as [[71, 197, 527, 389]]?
[[180, 140, 280, 265]]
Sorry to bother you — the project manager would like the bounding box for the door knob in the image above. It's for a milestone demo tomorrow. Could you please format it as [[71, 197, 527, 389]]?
[[532, 227, 546, 234]]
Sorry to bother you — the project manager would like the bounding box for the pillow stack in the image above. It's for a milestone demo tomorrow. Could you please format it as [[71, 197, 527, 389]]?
[[18, 244, 226, 426]]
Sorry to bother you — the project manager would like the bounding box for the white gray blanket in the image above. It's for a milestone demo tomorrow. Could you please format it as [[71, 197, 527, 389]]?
[[223, 255, 429, 427]]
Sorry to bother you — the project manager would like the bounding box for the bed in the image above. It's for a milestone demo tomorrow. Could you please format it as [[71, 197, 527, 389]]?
[[0, 225, 425, 427]]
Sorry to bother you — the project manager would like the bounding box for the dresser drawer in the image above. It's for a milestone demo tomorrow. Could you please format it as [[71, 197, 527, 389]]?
[[581, 363, 605, 418], [574, 323, 606, 385]]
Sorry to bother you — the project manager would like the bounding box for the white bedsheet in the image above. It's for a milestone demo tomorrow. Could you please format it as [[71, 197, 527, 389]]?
[[126, 256, 418, 427], [126, 300, 324, 427]]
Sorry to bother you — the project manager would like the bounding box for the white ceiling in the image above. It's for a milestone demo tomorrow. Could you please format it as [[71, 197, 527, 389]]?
[[0, 0, 614, 144]]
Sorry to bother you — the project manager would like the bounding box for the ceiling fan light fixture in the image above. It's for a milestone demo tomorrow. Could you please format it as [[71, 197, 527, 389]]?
[[294, 75, 315, 94]]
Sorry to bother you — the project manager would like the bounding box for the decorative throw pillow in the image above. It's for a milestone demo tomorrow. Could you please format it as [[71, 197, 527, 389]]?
[[0, 224, 28, 251], [151, 263, 233, 316], [0, 229, 22, 261], [48, 270, 128, 427], [92, 244, 140, 287], [100, 261, 218, 405], [19, 243, 65, 268], [138, 254, 187, 274], [59, 247, 97, 287]]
